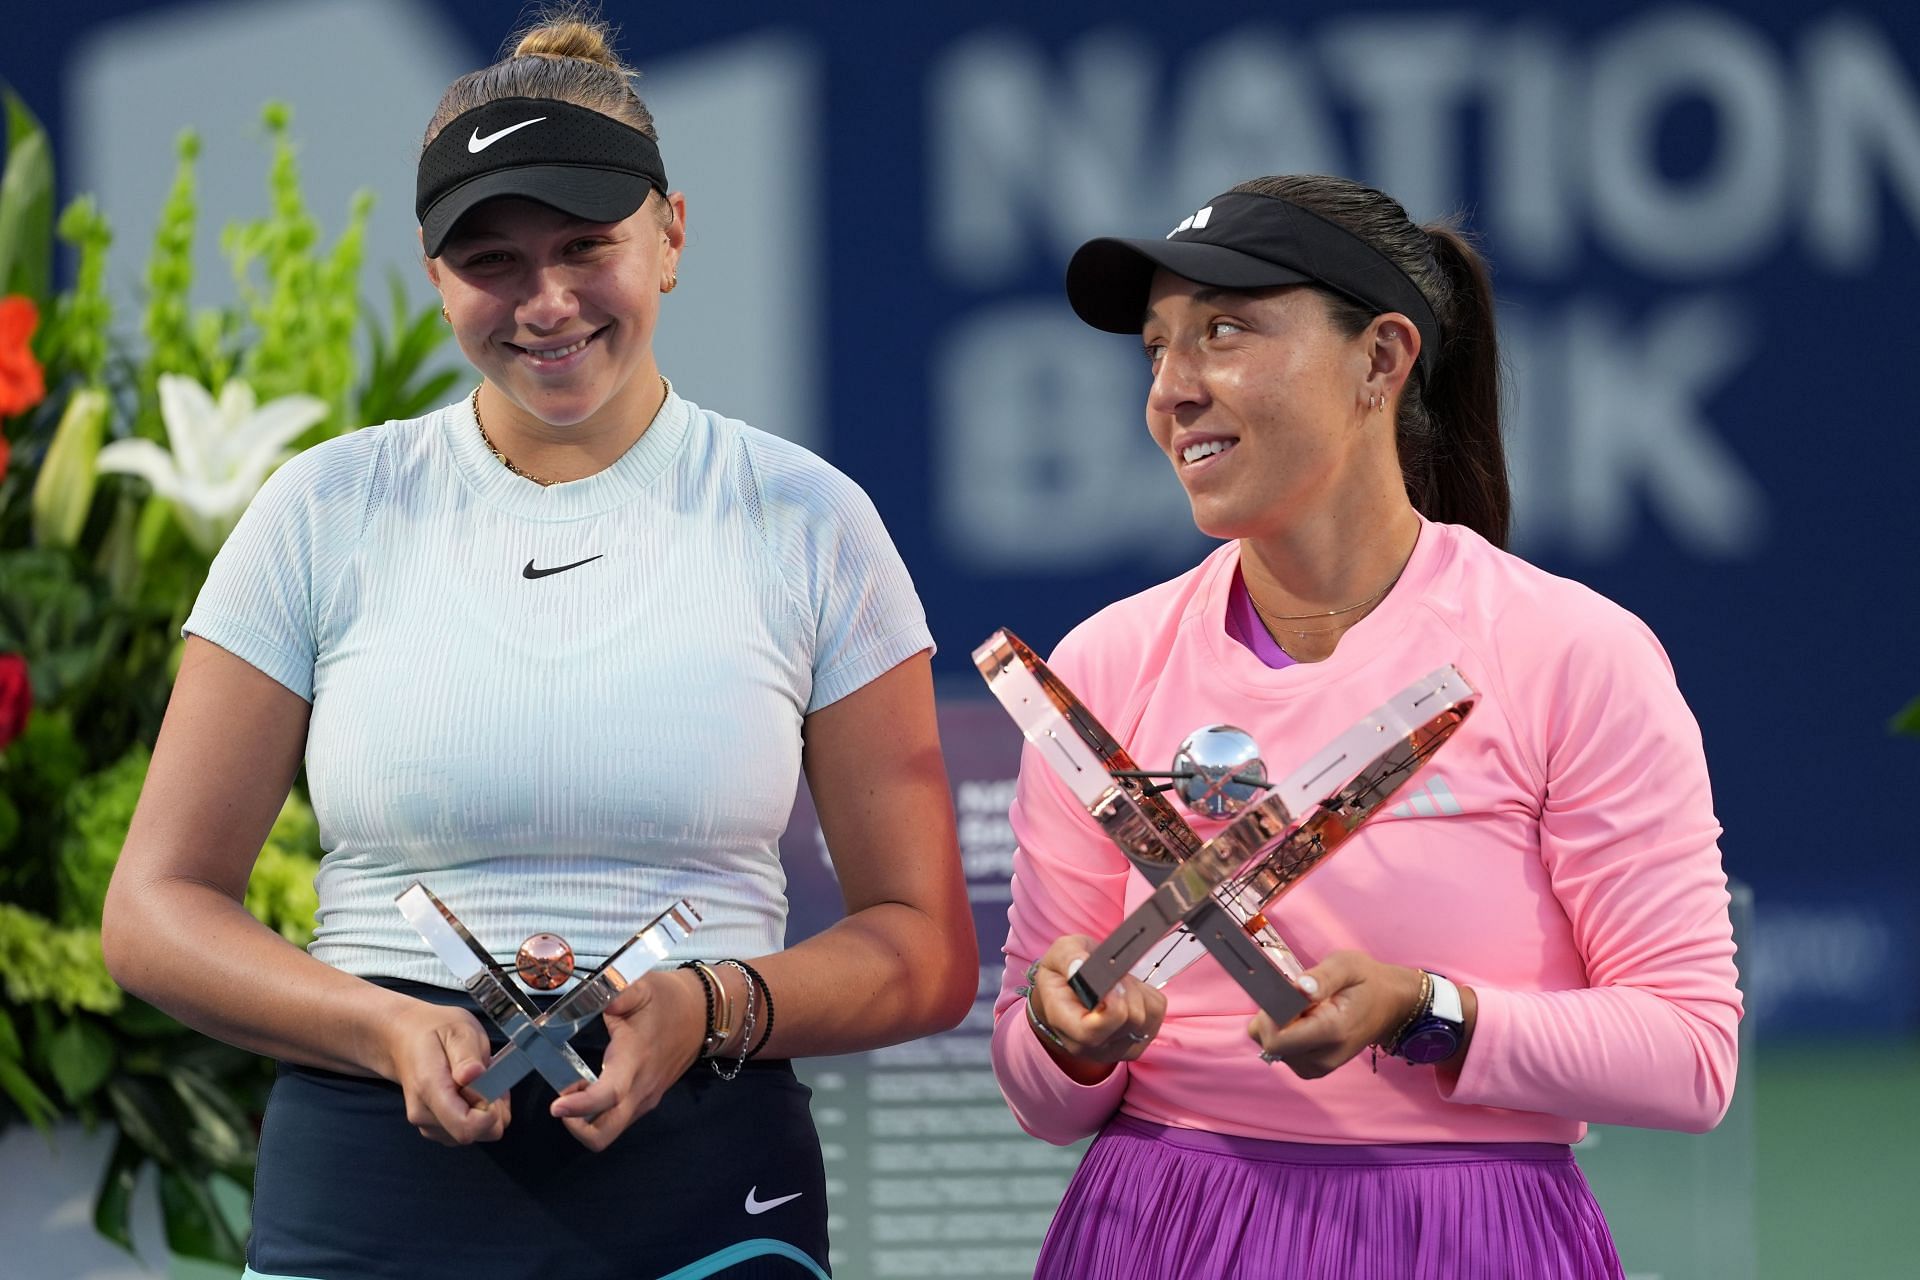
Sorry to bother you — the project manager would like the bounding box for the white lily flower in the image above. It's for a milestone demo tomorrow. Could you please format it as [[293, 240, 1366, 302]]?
[[95, 374, 327, 554]]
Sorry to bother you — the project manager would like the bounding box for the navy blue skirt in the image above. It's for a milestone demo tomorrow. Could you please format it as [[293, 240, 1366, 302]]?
[[246, 979, 830, 1280]]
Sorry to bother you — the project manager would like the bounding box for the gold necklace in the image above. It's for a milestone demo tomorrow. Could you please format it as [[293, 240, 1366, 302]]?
[[472, 386, 553, 486], [1245, 564, 1408, 638], [470, 378, 670, 486]]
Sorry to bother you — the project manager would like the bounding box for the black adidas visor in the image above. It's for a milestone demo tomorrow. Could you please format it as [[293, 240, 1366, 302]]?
[[1065, 191, 1440, 381], [417, 97, 668, 258]]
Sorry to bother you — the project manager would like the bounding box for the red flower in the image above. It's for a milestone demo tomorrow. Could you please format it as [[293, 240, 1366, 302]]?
[[0, 295, 47, 420], [0, 653, 30, 750]]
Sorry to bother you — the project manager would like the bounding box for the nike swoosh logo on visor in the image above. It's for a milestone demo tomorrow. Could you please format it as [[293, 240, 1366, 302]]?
[[523, 555, 603, 579], [744, 1187, 803, 1215], [469, 117, 547, 152]]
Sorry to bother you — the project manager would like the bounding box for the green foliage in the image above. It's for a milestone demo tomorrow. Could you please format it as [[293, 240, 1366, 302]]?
[[45, 196, 112, 388], [0, 90, 456, 1268], [360, 271, 465, 425], [0, 709, 89, 906], [1894, 696, 1920, 738], [47, 1015, 116, 1102], [247, 792, 322, 945], [0, 548, 169, 772], [141, 131, 207, 409], [31, 385, 107, 548], [0, 904, 122, 1014], [0, 87, 54, 308], [0, 1004, 60, 1128], [225, 103, 373, 434], [59, 743, 150, 927]]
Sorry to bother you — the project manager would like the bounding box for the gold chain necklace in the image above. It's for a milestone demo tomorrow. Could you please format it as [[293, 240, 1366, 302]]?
[[470, 378, 670, 487], [1245, 563, 1408, 638]]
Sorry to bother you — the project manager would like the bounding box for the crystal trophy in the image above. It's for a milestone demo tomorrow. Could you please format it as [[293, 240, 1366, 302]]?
[[974, 628, 1475, 1023], [396, 883, 700, 1101]]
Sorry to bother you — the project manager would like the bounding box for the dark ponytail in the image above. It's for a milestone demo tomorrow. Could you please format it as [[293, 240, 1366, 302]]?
[[1415, 224, 1508, 548], [1229, 176, 1511, 549]]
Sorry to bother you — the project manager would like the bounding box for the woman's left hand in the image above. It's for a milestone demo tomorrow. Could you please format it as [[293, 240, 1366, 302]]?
[[549, 968, 708, 1151], [1247, 950, 1426, 1078]]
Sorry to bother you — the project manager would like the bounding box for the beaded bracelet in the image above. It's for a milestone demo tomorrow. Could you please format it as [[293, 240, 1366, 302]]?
[[726, 959, 776, 1059], [677, 961, 721, 1058]]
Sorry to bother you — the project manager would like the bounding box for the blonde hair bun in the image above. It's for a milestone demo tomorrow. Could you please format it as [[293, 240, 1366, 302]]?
[[511, 8, 623, 72], [426, 3, 657, 150]]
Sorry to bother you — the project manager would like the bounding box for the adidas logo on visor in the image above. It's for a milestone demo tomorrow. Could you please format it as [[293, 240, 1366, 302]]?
[[1166, 205, 1214, 238]]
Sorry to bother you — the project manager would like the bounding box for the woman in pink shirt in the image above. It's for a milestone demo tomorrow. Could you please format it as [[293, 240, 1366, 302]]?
[[993, 175, 1742, 1279]]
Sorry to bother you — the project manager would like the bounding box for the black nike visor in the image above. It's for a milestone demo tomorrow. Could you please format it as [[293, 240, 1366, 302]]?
[[417, 97, 668, 258]]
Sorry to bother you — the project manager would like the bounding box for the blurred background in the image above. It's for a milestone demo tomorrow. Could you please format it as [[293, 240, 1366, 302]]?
[[1, 0, 1915, 1277]]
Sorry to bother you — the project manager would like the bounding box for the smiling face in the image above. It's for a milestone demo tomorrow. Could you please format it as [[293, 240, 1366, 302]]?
[[426, 193, 684, 434], [1141, 270, 1403, 543]]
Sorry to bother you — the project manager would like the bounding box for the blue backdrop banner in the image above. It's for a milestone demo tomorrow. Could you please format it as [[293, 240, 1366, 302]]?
[[9, 0, 1918, 1035]]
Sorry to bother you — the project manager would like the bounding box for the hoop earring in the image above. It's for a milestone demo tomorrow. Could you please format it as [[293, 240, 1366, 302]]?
[[662, 273, 678, 294], [440, 306, 450, 323]]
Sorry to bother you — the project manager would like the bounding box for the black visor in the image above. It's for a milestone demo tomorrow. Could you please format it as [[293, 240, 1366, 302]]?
[[1065, 191, 1440, 380], [417, 97, 668, 258]]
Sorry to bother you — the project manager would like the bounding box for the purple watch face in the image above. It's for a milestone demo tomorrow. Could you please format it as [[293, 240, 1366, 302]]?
[[1397, 1020, 1461, 1065]]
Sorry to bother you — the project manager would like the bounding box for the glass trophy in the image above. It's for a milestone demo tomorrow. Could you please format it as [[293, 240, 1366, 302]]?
[[395, 883, 700, 1101], [973, 628, 1475, 1022]]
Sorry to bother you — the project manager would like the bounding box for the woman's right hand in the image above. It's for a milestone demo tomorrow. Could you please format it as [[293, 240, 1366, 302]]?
[[1026, 935, 1166, 1082], [378, 998, 511, 1146]]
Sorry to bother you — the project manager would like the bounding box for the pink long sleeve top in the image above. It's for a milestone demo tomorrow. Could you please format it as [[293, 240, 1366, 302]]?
[[990, 518, 1742, 1147]]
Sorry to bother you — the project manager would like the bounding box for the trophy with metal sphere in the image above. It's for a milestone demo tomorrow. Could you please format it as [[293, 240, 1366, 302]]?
[[396, 884, 700, 1101], [973, 628, 1475, 1024]]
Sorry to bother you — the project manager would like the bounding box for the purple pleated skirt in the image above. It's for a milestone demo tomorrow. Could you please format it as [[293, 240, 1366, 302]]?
[[1036, 1114, 1623, 1280]]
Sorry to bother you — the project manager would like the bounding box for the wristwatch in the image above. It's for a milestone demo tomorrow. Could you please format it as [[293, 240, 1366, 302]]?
[[1389, 971, 1465, 1064]]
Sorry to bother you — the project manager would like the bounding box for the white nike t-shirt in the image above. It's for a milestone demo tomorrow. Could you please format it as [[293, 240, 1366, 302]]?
[[186, 388, 933, 985]]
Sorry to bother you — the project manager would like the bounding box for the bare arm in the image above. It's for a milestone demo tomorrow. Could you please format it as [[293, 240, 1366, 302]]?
[[552, 651, 977, 1145], [757, 649, 979, 1055], [101, 637, 506, 1143]]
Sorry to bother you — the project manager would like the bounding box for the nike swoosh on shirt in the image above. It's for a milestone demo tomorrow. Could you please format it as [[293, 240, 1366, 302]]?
[[469, 117, 547, 152], [744, 1187, 802, 1215], [522, 555, 603, 579]]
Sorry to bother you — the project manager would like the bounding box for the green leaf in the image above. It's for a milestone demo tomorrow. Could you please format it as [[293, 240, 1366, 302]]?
[[354, 272, 458, 425], [1893, 695, 1920, 737], [92, 1131, 146, 1254], [47, 1015, 116, 1102], [170, 1064, 252, 1171], [107, 1074, 200, 1168], [0, 88, 55, 307], [158, 1166, 247, 1265], [0, 1050, 60, 1129], [0, 1005, 59, 1128], [31, 386, 109, 549]]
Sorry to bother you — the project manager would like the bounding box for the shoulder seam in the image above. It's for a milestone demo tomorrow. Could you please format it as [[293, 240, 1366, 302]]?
[[315, 426, 393, 641], [732, 431, 813, 632], [1407, 595, 1548, 796]]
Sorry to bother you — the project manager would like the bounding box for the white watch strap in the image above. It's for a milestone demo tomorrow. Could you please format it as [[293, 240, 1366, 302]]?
[[1426, 972, 1464, 1024]]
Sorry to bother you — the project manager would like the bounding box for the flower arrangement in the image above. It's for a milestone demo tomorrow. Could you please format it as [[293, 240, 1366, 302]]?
[[0, 86, 456, 1264]]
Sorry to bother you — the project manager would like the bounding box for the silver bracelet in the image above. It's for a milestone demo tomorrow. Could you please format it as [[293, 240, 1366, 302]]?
[[712, 959, 757, 1081], [1022, 961, 1070, 1050]]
